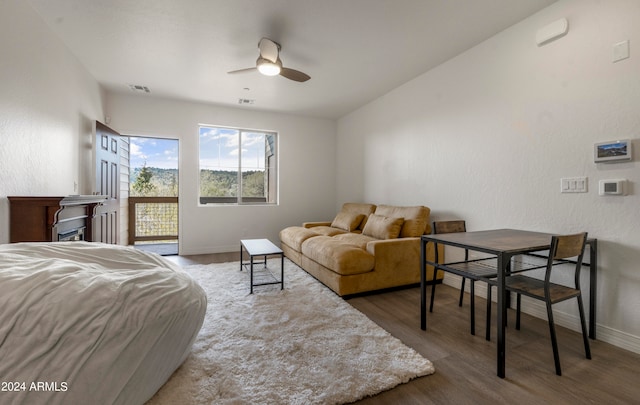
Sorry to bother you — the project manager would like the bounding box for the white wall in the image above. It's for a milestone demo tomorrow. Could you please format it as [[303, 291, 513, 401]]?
[[337, 0, 640, 352], [4, 0, 638, 354], [0, 0, 105, 244], [105, 93, 337, 254]]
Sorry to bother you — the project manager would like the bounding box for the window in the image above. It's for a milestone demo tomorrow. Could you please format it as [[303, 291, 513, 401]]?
[[199, 125, 277, 205]]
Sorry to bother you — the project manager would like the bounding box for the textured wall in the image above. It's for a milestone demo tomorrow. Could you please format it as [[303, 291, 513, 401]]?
[[105, 93, 337, 254], [0, 0, 105, 243], [337, 0, 640, 351]]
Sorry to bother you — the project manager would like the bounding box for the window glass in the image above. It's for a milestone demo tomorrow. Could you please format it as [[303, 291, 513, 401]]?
[[199, 125, 277, 204]]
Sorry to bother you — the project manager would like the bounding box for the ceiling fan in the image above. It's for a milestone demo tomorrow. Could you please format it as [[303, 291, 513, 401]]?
[[228, 38, 311, 82]]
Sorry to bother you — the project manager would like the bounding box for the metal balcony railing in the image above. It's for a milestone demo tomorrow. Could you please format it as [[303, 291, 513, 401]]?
[[128, 197, 178, 244]]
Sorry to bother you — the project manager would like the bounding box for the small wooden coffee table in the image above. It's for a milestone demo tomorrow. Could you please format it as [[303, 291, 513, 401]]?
[[240, 239, 284, 294]]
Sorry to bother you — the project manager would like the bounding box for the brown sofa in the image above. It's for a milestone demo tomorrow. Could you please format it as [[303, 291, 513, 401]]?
[[279, 203, 442, 296]]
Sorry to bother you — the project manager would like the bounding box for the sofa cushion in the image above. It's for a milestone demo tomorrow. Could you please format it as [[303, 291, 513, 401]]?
[[332, 233, 378, 250], [362, 214, 404, 240], [301, 236, 374, 276], [330, 211, 365, 232], [279, 226, 321, 251], [374, 205, 431, 237], [305, 226, 348, 237], [339, 202, 377, 230]]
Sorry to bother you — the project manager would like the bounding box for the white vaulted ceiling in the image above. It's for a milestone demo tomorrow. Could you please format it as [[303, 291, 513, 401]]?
[[27, 0, 557, 119]]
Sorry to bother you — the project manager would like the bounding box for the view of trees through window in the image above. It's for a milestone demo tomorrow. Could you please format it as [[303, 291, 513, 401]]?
[[129, 137, 179, 245], [129, 137, 179, 197], [199, 125, 277, 204]]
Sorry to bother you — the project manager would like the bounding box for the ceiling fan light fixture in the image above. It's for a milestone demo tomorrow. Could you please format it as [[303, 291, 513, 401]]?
[[229, 40, 309, 82], [257, 57, 282, 76]]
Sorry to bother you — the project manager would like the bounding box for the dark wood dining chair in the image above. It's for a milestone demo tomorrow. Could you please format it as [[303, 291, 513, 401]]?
[[506, 232, 591, 376], [430, 220, 497, 340]]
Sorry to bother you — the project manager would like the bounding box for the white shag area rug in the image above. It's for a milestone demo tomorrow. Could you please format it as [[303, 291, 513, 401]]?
[[146, 259, 434, 405]]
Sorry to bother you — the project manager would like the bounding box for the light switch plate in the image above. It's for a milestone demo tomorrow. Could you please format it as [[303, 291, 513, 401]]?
[[561, 177, 588, 193]]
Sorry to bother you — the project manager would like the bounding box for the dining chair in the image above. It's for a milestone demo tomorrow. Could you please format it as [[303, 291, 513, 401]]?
[[430, 220, 497, 340], [505, 232, 591, 376]]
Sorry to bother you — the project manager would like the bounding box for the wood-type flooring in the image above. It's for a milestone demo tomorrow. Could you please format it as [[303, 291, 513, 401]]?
[[168, 253, 640, 404]]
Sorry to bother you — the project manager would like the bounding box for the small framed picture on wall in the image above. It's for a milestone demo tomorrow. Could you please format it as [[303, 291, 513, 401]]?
[[594, 139, 632, 163]]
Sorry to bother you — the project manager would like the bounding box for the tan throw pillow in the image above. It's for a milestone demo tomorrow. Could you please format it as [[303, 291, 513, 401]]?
[[331, 211, 365, 232], [362, 214, 404, 239], [375, 205, 430, 237]]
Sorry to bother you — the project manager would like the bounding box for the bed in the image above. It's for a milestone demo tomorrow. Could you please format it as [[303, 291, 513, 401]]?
[[0, 241, 207, 405]]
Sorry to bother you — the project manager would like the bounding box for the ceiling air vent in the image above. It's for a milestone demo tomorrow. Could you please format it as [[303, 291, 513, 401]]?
[[128, 84, 151, 93], [238, 98, 255, 105]]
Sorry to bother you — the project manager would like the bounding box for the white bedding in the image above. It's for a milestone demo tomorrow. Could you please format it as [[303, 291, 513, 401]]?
[[0, 242, 207, 405]]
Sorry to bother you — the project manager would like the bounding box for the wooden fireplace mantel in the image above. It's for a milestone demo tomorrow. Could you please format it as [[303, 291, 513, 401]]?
[[8, 196, 107, 243]]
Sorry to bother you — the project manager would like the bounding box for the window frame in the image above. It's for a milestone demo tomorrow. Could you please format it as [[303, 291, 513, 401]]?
[[198, 124, 278, 206]]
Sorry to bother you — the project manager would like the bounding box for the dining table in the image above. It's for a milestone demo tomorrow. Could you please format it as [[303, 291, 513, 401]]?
[[420, 228, 597, 378]]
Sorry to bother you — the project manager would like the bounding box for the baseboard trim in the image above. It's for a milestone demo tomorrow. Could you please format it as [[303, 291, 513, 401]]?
[[442, 274, 640, 355], [181, 244, 240, 256]]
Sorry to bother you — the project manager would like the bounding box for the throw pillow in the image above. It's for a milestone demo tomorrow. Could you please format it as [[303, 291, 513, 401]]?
[[374, 205, 430, 237], [361, 214, 404, 239], [331, 211, 366, 232]]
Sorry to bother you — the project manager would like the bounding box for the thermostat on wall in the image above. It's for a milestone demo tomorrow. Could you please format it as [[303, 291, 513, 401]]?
[[598, 179, 626, 195]]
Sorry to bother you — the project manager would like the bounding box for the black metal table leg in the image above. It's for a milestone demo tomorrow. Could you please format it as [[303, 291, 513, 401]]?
[[250, 255, 254, 294]]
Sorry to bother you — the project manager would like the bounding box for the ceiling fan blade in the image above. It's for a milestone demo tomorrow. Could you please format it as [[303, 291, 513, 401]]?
[[280, 67, 310, 82], [258, 38, 280, 63], [228, 67, 257, 74]]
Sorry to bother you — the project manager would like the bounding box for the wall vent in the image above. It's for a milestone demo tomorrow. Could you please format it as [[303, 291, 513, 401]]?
[[128, 84, 151, 93]]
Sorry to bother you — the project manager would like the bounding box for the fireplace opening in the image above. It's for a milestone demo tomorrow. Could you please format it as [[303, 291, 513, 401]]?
[[57, 227, 85, 242]]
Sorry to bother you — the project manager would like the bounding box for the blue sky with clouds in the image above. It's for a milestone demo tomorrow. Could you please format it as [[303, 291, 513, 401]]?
[[129, 137, 179, 169], [129, 128, 270, 172], [199, 126, 267, 172]]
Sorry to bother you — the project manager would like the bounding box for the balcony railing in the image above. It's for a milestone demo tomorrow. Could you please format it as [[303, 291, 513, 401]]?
[[199, 196, 267, 204], [128, 197, 178, 244]]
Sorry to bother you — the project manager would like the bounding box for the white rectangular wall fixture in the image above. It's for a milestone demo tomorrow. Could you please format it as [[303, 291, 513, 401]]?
[[599, 179, 627, 195], [536, 18, 569, 46], [561, 177, 588, 193], [613, 40, 630, 63]]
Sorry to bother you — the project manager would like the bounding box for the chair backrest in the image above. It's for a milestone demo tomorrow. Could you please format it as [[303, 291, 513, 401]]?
[[551, 232, 588, 260], [433, 220, 466, 234], [546, 232, 588, 288], [433, 220, 467, 261]]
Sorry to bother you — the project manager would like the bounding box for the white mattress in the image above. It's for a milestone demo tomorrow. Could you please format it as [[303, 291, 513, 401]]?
[[0, 242, 207, 405]]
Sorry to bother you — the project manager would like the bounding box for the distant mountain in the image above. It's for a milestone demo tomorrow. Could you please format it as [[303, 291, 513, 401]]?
[[129, 167, 264, 197]]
